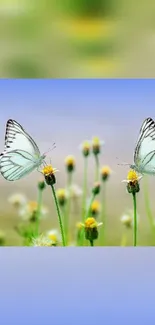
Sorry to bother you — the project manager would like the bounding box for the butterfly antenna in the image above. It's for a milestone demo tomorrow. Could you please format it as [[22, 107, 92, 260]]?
[[116, 157, 130, 166], [117, 162, 131, 166], [44, 142, 56, 156]]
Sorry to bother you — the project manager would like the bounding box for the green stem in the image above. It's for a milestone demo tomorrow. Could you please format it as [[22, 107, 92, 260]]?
[[85, 193, 95, 221], [51, 184, 66, 246], [82, 156, 88, 222], [80, 193, 96, 246], [35, 188, 43, 237], [90, 239, 94, 246], [65, 172, 72, 244], [76, 229, 82, 246], [63, 204, 68, 241], [132, 193, 137, 247], [101, 181, 106, 245], [143, 176, 155, 238], [95, 154, 100, 182]]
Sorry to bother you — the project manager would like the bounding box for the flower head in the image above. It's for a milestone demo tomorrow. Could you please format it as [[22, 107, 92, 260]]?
[[46, 229, 61, 246], [19, 201, 48, 222], [31, 234, 52, 247], [121, 214, 133, 228], [122, 170, 142, 194], [92, 182, 101, 195], [56, 188, 68, 206], [38, 178, 46, 191], [8, 193, 27, 208], [80, 217, 102, 241], [92, 136, 104, 155], [42, 164, 57, 186], [120, 210, 139, 228], [65, 155, 75, 172], [90, 200, 101, 217], [127, 170, 140, 182], [101, 165, 112, 181], [80, 140, 91, 157]]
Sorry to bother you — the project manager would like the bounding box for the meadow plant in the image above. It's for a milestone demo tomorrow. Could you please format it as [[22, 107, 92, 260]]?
[[41, 165, 66, 246], [100, 165, 112, 245], [64, 155, 75, 244], [4, 134, 153, 247], [80, 140, 91, 223], [122, 170, 141, 246], [92, 136, 104, 182]]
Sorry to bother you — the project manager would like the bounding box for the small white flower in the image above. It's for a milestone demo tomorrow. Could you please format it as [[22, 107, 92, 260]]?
[[32, 235, 52, 247], [18, 201, 48, 221], [46, 229, 61, 245], [8, 193, 27, 208], [121, 214, 133, 228], [120, 210, 140, 228]]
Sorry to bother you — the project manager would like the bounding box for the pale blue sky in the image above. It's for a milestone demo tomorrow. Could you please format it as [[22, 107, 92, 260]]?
[[0, 78, 154, 146], [0, 79, 154, 165]]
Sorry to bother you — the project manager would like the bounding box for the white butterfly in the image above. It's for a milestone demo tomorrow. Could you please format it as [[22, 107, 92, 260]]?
[[130, 117, 155, 175], [0, 119, 46, 181]]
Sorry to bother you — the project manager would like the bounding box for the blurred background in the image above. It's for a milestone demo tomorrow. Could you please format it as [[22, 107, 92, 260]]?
[[0, 0, 155, 77], [0, 79, 155, 246]]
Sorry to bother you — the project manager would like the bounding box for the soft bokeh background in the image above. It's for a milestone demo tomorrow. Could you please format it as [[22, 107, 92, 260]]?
[[0, 79, 155, 245], [1, 0, 155, 77]]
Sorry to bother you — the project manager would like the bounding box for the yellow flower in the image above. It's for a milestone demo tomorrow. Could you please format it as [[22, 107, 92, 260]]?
[[41, 164, 58, 186], [80, 140, 91, 157], [122, 169, 142, 194], [65, 155, 75, 172], [60, 18, 115, 41], [90, 200, 101, 216], [92, 136, 104, 155], [127, 170, 139, 182], [42, 165, 57, 176], [56, 188, 68, 206], [32, 234, 52, 247], [85, 217, 98, 228], [80, 217, 102, 242], [101, 165, 112, 181], [80, 217, 102, 229]]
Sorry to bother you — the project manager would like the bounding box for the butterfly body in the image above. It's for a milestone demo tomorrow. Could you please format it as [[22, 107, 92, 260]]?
[[130, 162, 155, 175], [0, 119, 46, 181], [130, 117, 155, 175]]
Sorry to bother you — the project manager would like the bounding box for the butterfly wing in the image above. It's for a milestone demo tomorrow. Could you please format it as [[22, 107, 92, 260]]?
[[0, 150, 42, 181], [3, 119, 40, 155], [0, 119, 43, 181], [134, 117, 155, 174]]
